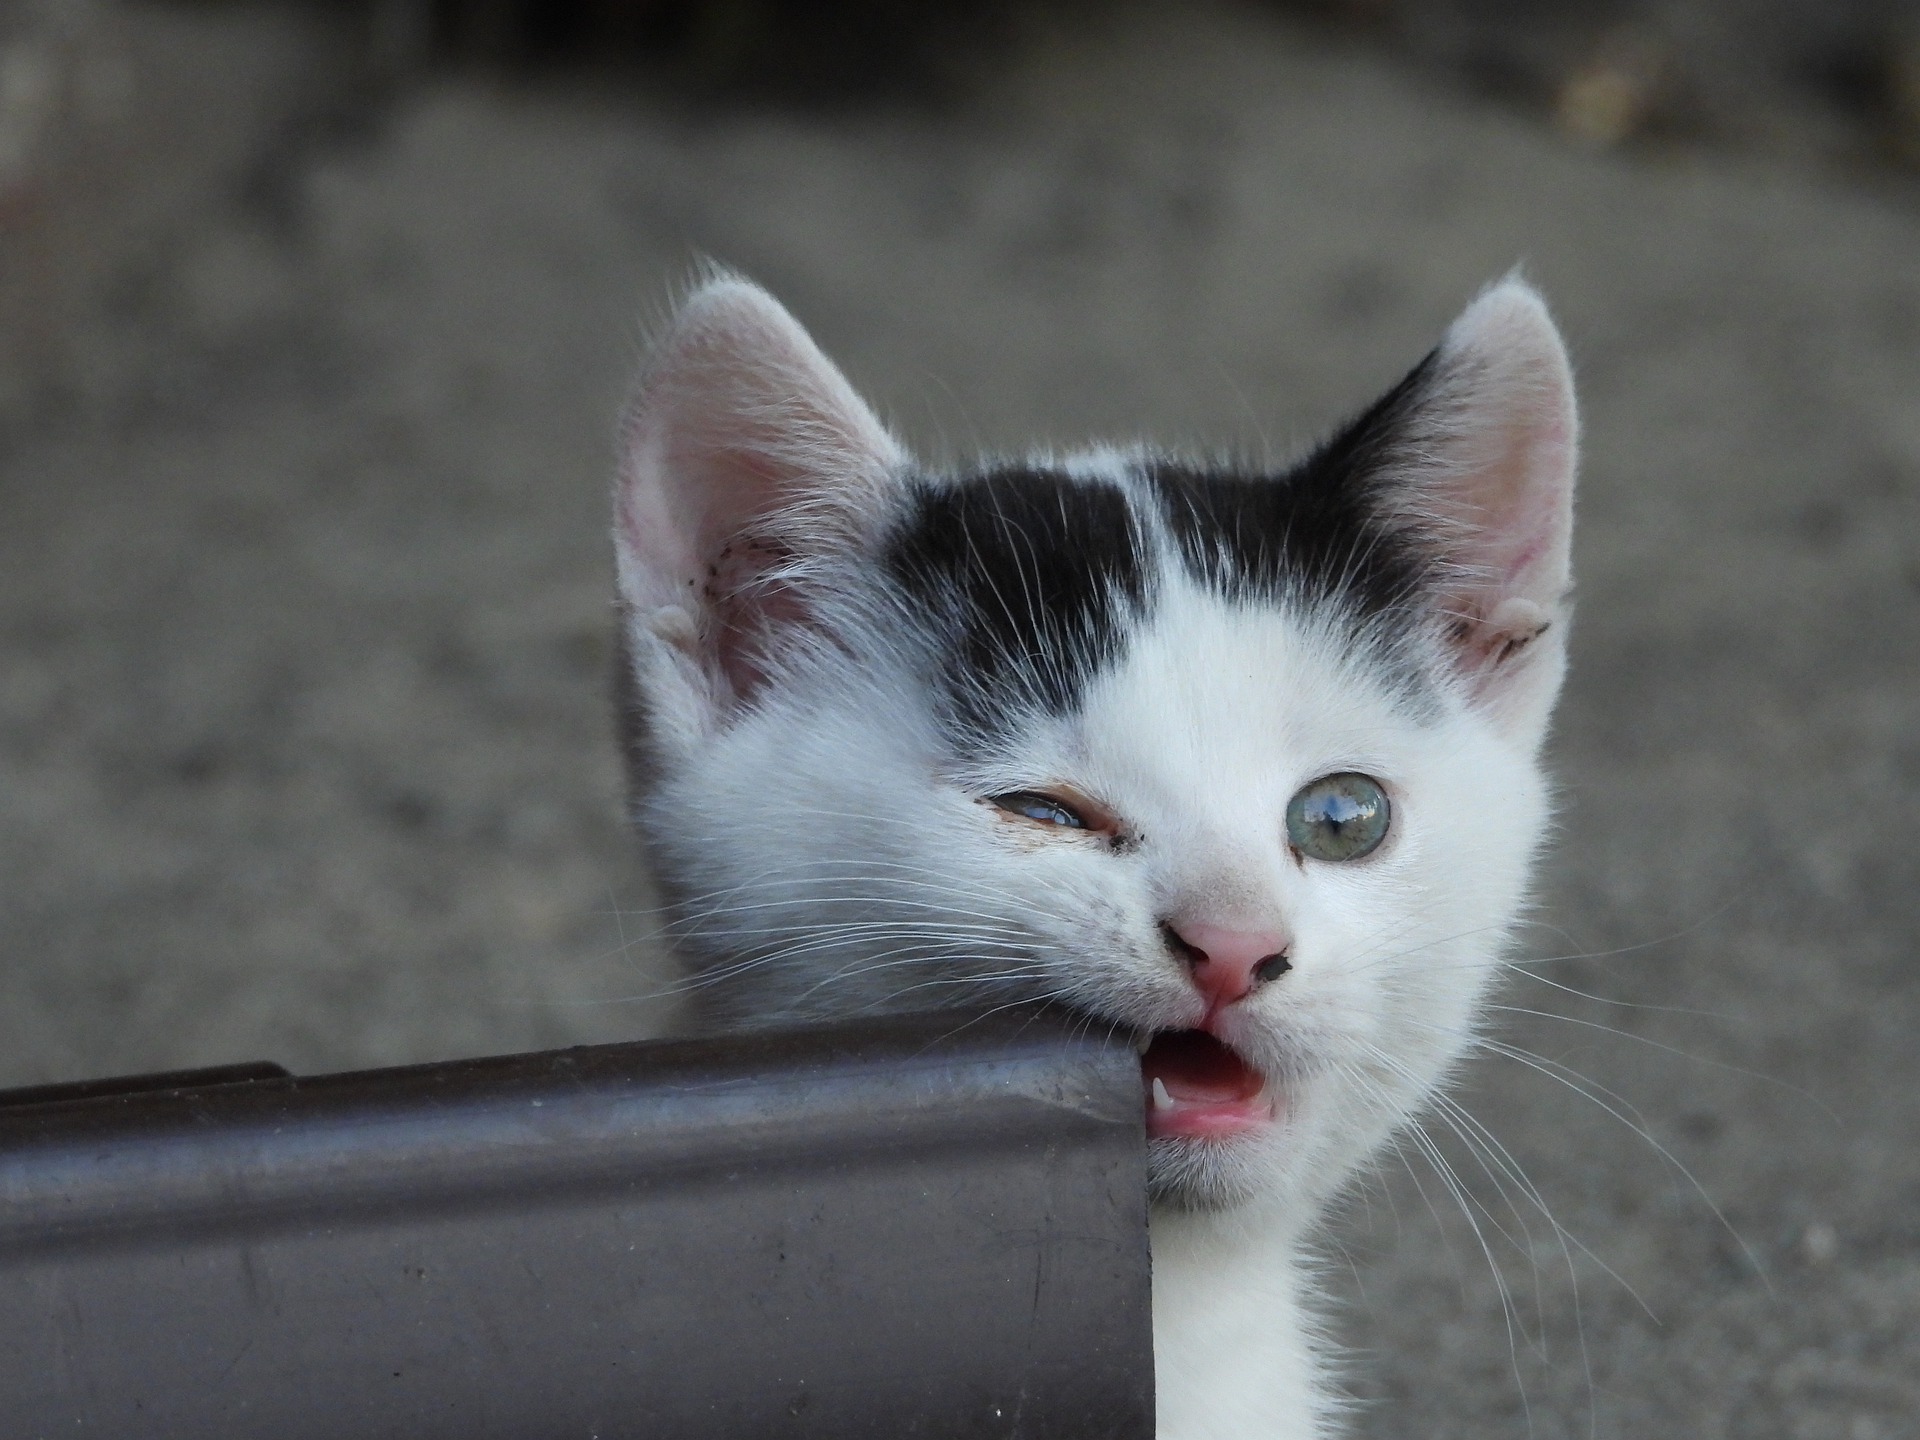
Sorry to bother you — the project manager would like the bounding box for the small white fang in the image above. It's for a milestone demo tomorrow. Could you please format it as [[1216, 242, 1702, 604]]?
[[1133, 1031, 1152, 1056], [1151, 1076, 1174, 1112]]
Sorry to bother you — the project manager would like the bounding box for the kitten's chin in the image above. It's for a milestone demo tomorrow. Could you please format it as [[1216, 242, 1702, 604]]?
[[1145, 1129, 1282, 1210]]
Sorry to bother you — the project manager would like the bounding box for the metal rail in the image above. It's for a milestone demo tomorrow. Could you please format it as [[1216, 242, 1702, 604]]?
[[0, 1009, 1151, 1439]]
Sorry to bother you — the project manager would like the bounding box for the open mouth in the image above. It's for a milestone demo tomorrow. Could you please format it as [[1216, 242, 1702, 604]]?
[[1139, 1029, 1277, 1140]]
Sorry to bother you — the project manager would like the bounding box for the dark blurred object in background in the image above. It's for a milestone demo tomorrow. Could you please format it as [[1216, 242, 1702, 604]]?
[[10, 2, 1920, 169], [366, 0, 1920, 165], [367, 0, 1031, 102]]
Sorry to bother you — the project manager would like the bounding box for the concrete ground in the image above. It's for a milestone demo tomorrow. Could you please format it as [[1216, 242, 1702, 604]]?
[[3, 3, 1918, 1435]]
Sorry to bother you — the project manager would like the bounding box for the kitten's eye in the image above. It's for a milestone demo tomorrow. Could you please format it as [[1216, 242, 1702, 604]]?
[[1286, 773, 1390, 862], [989, 791, 1088, 829]]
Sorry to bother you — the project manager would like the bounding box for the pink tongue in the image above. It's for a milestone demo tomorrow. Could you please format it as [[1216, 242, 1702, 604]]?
[[1141, 1030, 1263, 1103]]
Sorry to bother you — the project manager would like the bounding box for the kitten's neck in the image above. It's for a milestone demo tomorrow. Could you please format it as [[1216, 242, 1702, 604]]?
[[1151, 1208, 1337, 1438]]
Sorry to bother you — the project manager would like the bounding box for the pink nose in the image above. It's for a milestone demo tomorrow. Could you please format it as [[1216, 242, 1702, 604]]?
[[1166, 920, 1292, 1009]]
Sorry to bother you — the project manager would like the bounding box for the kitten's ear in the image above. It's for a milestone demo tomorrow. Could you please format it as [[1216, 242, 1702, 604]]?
[[1370, 277, 1578, 743], [614, 277, 905, 767]]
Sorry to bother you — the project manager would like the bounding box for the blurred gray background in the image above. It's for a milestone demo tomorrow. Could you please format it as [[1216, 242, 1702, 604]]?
[[3, 0, 1918, 1435]]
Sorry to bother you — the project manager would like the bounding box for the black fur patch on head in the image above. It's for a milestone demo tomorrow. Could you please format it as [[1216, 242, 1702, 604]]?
[[884, 466, 1151, 747], [1149, 350, 1441, 632]]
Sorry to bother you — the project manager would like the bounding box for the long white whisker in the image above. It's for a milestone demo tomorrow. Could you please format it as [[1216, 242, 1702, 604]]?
[[1460, 1034, 1768, 1287], [1483, 1003, 1842, 1124]]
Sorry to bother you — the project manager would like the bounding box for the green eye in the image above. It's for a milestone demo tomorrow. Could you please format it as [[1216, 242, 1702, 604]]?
[[989, 792, 1087, 828], [1286, 773, 1390, 862]]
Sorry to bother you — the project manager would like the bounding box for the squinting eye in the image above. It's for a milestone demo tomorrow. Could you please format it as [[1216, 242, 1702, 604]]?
[[1286, 773, 1390, 862], [989, 791, 1088, 829]]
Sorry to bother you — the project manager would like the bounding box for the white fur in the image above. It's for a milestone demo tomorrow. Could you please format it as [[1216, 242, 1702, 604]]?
[[614, 276, 1576, 1437]]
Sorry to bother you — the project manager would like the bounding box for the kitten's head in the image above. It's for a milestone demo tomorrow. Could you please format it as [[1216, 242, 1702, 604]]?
[[613, 275, 1576, 1216]]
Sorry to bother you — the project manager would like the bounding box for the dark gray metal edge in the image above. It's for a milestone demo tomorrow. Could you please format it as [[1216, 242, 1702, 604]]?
[[0, 1006, 1146, 1256]]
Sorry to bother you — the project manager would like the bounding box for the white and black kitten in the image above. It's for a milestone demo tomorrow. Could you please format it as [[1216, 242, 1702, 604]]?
[[612, 274, 1577, 1438]]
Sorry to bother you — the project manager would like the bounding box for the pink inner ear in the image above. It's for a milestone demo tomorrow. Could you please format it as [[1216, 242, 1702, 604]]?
[[1420, 281, 1577, 641], [613, 278, 904, 717], [1470, 409, 1574, 612], [616, 446, 698, 611], [617, 427, 818, 705], [703, 510, 811, 701]]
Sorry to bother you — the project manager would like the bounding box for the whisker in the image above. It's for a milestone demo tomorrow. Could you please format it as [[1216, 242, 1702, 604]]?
[[1482, 1003, 1842, 1125], [1458, 1034, 1768, 1288]]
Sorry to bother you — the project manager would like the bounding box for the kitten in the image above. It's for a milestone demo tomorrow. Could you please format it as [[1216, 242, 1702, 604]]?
[[611, 273, 1576, 1437]]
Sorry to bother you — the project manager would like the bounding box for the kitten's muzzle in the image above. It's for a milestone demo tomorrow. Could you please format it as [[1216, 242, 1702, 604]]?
[[1139, 922, 1291, 1140]]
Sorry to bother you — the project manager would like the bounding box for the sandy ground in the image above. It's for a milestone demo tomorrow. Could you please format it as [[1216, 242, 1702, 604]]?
[[3, 3, 1919, 1435]]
